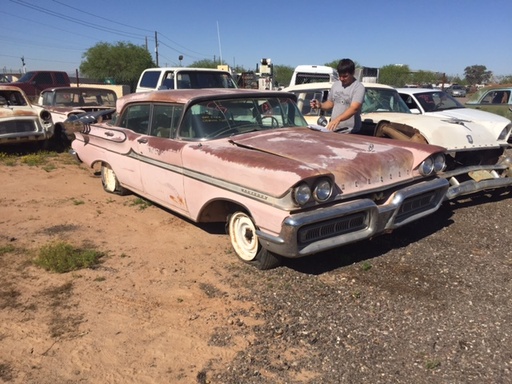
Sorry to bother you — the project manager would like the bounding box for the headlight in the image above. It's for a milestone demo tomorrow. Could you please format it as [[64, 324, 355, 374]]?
[[313, 178, 333, 202], [40, 110, 52, 124], [293, 183, 311, 206], [497, 123, 512, 141], [419, 157, 434, 176], [433, 153, 446, 173]]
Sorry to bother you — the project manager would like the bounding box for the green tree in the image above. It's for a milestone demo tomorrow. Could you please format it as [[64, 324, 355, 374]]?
[[379, 64, 411, 87], [498, 75, 512, 84], [80, 41, 155, 92], [410, 70, 439, 87], [188, 59, 219, 68], [273, 65, 294, 87], [464, 65, 492, 85]]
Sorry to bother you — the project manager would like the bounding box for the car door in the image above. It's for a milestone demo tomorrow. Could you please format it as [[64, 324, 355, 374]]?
[[134, 103, 190, 215]]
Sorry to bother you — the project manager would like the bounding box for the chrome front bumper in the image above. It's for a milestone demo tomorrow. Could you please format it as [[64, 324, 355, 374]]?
[[257, 178, 449, 258], [442, 162, 512, 200]]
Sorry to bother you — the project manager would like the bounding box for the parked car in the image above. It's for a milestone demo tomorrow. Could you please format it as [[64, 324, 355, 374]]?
[[284, 82, 512, 200], [67, 89, 449, 269], [37, 87, 117, 147], [465, 85, 512, 121], [444, 84, 467, 97], [0, 85, 54, 147], [6, 70, 71, 103], [396, 88, 512, 144]]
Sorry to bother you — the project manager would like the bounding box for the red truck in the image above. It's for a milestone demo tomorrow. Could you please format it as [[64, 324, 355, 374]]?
[[7, 70, 70, 103]]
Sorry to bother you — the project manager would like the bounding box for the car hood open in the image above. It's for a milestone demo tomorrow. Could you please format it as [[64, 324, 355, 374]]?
[[362, 112, 505, 149]]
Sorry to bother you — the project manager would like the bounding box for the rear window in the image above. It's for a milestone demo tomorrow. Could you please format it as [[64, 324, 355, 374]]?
[[139, 71, 161, 88]]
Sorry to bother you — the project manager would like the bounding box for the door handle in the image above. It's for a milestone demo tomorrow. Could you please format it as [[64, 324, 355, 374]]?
[[137, 138, 148, 144], [104, 131, 114, 137]]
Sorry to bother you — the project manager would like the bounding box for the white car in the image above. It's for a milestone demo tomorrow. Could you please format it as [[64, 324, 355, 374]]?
[[0, 85, 54, 147], [396, 87, 512, 144], [284, 82, 512, 200]]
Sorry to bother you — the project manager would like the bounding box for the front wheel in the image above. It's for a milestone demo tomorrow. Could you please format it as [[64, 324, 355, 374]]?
[[101, 164, 129, 195], [227, 212, 281, 270]]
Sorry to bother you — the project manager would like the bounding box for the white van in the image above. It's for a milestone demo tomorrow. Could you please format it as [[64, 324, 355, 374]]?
[[135, 67, 238, 93], [289, 65, 338, 86]]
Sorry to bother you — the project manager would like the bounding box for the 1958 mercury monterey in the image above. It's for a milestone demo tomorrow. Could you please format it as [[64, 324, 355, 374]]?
[[68, 89, 449, 269]]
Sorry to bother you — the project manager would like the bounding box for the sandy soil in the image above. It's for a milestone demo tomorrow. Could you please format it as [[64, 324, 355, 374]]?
[[0, 153, 256, 383], [1, 151, 511, 384]]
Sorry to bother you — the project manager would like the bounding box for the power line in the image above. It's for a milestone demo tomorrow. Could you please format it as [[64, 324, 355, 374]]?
[[51, 0, 154, 34], [9, 0, 147, 41]]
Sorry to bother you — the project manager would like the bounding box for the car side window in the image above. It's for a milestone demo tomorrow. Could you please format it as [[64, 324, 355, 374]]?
[[34, 72, 52, 85], [55, 73, 68, 85], [149, 104, 183, 138], [118, 104, 151, 134]]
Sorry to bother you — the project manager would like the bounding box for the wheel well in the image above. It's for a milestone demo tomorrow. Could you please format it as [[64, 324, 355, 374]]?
[[197, 199, 248, 223]]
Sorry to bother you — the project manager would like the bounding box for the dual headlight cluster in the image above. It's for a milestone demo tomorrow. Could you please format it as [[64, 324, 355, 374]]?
[[418, 153, 446, 176], [293, 178, 333, 206]]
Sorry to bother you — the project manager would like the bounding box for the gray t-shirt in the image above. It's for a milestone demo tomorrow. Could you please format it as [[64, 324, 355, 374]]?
[[328, 79, 365, 133]]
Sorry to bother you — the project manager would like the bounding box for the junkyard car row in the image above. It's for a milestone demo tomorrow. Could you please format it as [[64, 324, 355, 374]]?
[[1, 74, 511, 269], [285, 82, 512, 201]]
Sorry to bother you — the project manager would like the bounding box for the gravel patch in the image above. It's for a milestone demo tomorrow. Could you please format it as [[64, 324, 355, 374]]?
[[200, 195, 512, 383]]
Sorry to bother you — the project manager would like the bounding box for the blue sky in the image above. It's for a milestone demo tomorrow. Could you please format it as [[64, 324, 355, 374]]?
[[1, 0, 510, 78]]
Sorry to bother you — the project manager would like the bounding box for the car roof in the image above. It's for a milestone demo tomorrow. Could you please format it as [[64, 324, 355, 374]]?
[[396, 88, 443, 94], [42, 86, 116, 93], [141, 67, 231, 73], [0, 85, 27, 92], [284, 82, 393, 92], [116, 89, 296, 111]]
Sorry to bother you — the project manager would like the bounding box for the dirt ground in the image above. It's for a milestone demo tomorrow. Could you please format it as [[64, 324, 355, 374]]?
[[1, 151, 511, 384]]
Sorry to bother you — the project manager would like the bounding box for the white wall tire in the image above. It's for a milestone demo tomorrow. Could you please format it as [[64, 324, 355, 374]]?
[[101, 164, 128, 195], [227, 212, 281, 270]]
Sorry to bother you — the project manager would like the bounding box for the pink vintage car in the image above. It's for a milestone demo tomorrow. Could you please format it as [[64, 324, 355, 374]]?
[[69, 89, 449, 269]]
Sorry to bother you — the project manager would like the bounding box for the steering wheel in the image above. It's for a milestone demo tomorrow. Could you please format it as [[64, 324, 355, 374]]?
[[261, 115, 279, 128]]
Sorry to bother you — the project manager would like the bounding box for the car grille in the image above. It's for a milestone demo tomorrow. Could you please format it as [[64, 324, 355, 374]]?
[[395, 190, 439, 224], [298, 212, 368, 245], [0, 120, 37, 134]]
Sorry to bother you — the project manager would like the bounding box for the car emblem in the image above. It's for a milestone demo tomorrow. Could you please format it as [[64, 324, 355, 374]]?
[[443, 118, 472, 131], [466, 135, 473, 144], [368, 143, 375, 152]]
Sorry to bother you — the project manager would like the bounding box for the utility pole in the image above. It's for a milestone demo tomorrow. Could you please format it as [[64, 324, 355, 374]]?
[[21, 56, 26, 73], [154, 31, 159, 67]]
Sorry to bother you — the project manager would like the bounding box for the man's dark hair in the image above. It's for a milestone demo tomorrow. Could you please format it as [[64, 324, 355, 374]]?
[[337, 59, 355, 75]]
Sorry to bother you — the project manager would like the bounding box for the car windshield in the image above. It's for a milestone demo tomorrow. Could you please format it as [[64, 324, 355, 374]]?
[[50, 89, 117, 107], [179, 96, 307, 140], [415, 91, 464, 112], [362, 87, 411, 113], [0, 89, 28, 106]]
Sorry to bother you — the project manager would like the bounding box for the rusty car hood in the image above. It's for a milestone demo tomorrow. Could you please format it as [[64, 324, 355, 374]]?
[[185, 128, 443, 197]]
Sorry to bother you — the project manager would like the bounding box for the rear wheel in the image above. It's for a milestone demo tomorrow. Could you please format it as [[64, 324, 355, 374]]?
[[101, 164, 129, 195], [227, 212, 281, 270]]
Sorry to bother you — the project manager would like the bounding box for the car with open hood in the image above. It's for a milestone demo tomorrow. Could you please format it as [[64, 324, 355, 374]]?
[[397, 87, 512, 145], [0, 85, 54, 147], [67, 89, 449, 269], [37, 86, 117, 147], [285, 82, 512, 201]]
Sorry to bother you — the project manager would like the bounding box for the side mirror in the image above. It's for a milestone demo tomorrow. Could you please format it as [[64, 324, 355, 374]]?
[[409, 108, 421, 114]]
